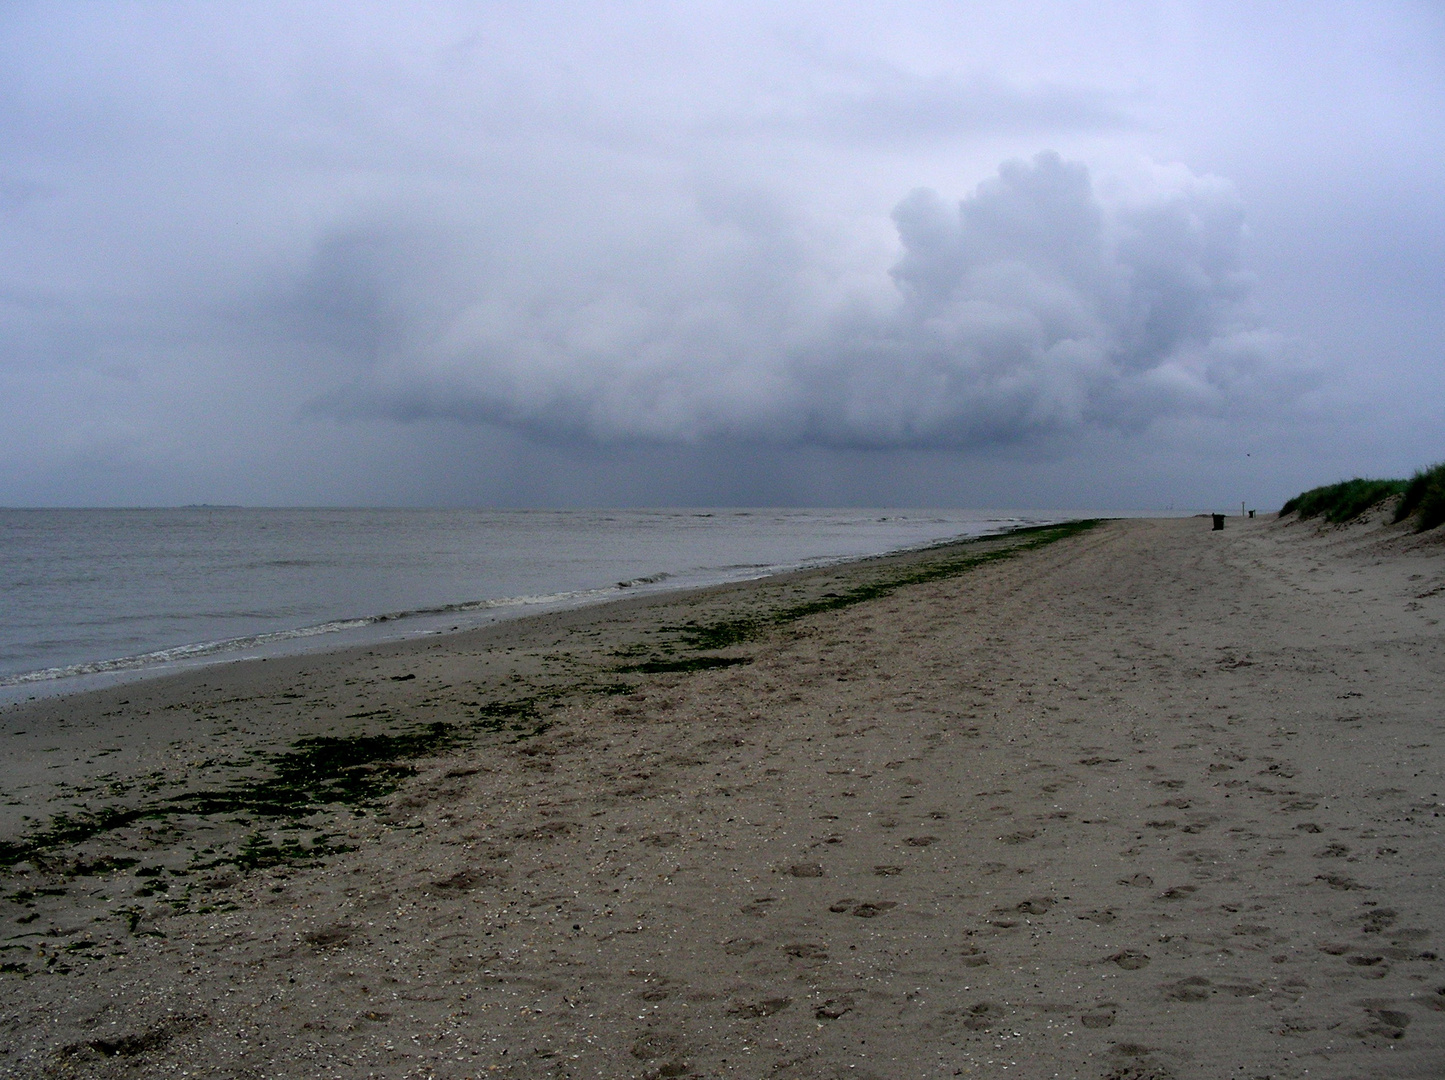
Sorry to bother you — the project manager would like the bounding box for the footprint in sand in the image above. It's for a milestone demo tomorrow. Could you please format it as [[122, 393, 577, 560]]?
[[850, 901, 897, 918], [958, 946, 989, 968], [784, 863, 825, 878], [726, 996, 792, 1018], [960, 1001, 1001, 1030], [1361, 1008, 1410, 1041], [301, 924, 356, 950], [427, 867, 504, 891], [1106, 949, 1151, 970], [510, 821, 577, 842], [1158, 885, 1197, 900], [1162, 975, 1213, 1002], [1016, 896, 1055, 915], [781, 942, 828, 961], [630, 1032, 690, 1078], [1103, 1042, 1173, 1080], [1359, 907, 1397, 933], [815, 995, 854, 1020]]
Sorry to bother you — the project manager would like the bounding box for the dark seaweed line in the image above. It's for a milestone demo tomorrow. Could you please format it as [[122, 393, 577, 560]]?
[[674, 519, 1099, 651], [614, 656, 753, 675]]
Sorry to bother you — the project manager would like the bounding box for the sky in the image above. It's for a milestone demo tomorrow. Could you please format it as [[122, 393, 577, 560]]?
[[1, 1, 1441, 510]]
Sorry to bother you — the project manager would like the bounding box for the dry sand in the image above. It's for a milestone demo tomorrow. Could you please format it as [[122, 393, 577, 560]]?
[[1, 515, 1443, 1079]]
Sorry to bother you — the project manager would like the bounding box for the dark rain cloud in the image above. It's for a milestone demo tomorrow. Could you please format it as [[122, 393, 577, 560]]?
[[317, 153, 1300, 450]]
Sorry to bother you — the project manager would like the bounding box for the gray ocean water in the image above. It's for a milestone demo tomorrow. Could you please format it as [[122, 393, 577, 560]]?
[[0, 508, 1057, 696]]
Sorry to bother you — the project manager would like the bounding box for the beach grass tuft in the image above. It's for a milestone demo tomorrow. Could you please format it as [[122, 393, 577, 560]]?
[[1392, 462, 1445, 531]]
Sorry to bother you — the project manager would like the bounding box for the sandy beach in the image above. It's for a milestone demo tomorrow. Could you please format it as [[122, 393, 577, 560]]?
[[2, 514, 1443, 1079]]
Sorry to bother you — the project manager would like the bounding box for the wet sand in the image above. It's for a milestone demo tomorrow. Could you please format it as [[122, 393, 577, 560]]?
[[2, 515, 1444, 1079]]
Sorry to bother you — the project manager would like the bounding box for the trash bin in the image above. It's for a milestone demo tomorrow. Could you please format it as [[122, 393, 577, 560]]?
[[1212, 514, 1225, 530]]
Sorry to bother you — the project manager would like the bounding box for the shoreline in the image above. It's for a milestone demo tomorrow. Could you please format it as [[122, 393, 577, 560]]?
[[3, 515, 1443, 1078], [0, 521, 1092, 842], [0, 514, 1076, 708]]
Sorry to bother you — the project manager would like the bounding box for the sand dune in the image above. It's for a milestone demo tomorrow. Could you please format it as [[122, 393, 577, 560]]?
[[2, 516, 1443, 1079]]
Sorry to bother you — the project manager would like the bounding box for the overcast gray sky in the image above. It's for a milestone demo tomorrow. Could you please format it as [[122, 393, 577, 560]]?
[[1, 1, 1441, 509]]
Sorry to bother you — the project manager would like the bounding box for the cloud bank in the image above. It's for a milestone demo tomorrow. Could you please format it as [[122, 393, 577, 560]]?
[[10, 2, 1434, 508], [321, 152, 1290, 450]]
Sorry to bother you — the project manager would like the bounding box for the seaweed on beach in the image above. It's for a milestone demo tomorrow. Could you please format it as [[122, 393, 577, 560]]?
[[617, 655, 752, 674], [229, 830, 355, 872], [181, 722, 459, 816], [676, 617, 764, 651], [0, 722, 459, 868], [670, 520, 1099, 653], [473, 695, 561, 739]]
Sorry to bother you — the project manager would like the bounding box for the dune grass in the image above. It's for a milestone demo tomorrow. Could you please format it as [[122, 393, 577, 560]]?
[[1279, 478, 1408, 523], [1392, 462, 1445, 532], [1280, 463, 1445, 530]]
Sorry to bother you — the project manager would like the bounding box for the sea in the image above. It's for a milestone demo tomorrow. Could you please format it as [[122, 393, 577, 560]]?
[[0, 507, 1064, 703]]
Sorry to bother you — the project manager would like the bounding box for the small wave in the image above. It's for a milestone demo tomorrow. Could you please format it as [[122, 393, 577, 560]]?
[[0, 619, 375, 686], [615, 572, 673, 588], [0, 579, 670, 688]]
